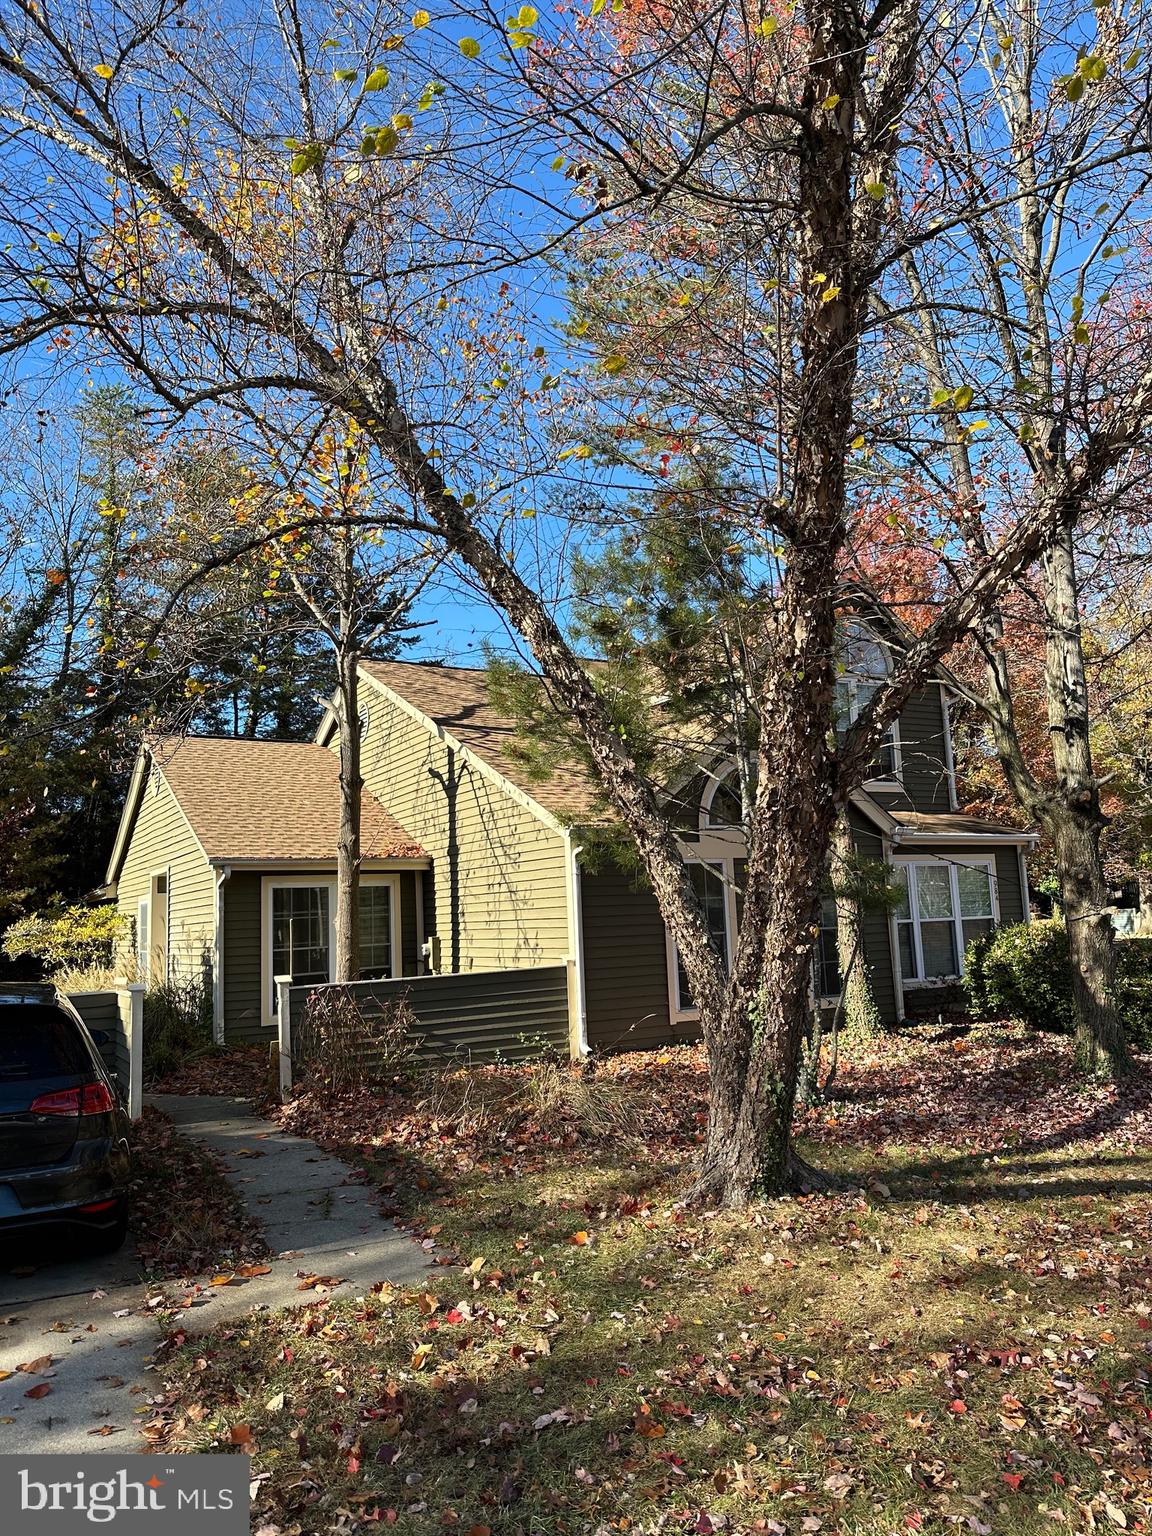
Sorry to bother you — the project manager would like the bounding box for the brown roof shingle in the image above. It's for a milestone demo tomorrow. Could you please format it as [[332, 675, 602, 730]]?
[[148, 736, 425, 862], [360, 659, 604, 820]]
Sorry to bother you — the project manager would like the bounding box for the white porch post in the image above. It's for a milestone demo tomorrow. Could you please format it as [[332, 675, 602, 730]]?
[[119, 983, 145, 1120], [275, 975, 293, 1100]]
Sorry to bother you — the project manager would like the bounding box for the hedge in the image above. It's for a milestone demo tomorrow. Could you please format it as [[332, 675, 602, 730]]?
[[964, 919, 1152, 1049]]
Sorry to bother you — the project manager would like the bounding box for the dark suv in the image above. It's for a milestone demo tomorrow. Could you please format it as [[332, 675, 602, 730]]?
[[0, 986, 131, 1250]]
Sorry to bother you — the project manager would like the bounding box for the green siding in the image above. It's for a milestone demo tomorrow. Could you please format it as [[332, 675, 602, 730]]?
[[223, 872, 265, 1044], [400, 871, 419, 976], [288, 967, 569, 1066], [581, 869, 694, 1052], [844, 808, 899, 1025], [68, 991, 130, 1088], [896, 687, 952, 813]]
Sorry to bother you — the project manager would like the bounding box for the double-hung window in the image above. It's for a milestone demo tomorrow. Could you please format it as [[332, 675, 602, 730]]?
[[675, 863, 730, 1013], [358, 885, 393, 981], [893, 859, 996, 983], [816, 896, 841, 998]]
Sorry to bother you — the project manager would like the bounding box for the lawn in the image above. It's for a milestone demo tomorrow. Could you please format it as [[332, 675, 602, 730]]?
[[147, 1025, 1152, 1536]]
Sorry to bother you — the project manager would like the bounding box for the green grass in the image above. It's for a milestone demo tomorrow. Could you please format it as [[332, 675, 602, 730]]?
[[147, 1035, 1152, 1535]]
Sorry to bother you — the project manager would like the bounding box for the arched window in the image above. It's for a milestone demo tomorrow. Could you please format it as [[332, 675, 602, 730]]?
[[702, 767, 744, 828], [836, 622, 899, 781]]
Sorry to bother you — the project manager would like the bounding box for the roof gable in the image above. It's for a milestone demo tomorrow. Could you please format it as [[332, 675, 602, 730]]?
[[113, 737, 425, 870], [359, 659, 604, 823]]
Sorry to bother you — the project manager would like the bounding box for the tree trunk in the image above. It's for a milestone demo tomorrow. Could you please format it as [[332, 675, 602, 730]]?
[[1040, 526, 1129, 1078], [1047, 808, 1128, 1077], [833, 813, 880, 1037], [333, 639, 362, 983]]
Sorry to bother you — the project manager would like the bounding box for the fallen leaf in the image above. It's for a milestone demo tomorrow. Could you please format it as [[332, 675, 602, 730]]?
[[24, 1383, 51, 1399]]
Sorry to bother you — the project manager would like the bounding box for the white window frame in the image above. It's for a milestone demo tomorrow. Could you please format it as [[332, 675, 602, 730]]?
[[260, 874, 402, 1026], [838, 624, 903, 790], [892, 855, 999, 986], [665, 852, 742, 1022]]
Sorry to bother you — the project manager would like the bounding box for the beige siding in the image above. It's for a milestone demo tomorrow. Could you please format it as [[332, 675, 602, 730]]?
[[116, 765, 216, 985], [354, 685, 570, 971]]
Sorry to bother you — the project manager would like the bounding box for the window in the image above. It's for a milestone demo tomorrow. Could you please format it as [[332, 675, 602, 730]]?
[[704, 769, 743, 828], [262, 876, 403, 1022], [271, 885, 331, 1008], [675, 863, 730, 1012], [816, 896, 841, 997], [359, 885, 393, 980], [136, 900, 150, 974], [836, 623, 899, 781], [894, 859, 996, 982]]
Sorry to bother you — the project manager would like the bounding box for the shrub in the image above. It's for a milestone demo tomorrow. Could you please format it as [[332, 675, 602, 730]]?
[[2, 902, 128, 976], [965, 920, 1152, 1047], [294, 988, 420, 1100], [143, 978, 215, 1083]]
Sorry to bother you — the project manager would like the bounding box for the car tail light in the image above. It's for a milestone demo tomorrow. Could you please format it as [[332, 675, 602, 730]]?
[[29, 1082, 115, 1116]]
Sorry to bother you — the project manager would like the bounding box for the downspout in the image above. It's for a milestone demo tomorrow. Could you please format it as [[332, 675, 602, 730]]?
[[213, 865, 231, 1045], [564, 832, 589, 1057], [940, 685, 959, 811]]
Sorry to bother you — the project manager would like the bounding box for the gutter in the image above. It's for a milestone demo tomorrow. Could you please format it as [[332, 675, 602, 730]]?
[[213, 865, 231, 1045], [564, 832, 589, 1057]]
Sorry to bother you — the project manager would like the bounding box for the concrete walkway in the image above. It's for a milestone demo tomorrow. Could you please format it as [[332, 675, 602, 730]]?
[[149, 1094, 431, 1315], [0, 1094, 431, 1453]]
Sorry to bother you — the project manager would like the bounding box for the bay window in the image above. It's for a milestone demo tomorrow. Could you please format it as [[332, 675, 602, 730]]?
[[893, 858, 996, 983]]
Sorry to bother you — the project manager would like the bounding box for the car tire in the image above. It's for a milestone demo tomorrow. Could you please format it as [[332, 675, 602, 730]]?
[[87, 1205, 129, 1255]]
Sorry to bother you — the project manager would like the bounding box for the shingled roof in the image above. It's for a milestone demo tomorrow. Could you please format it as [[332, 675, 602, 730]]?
[[147, 736, 426, 862], [360, 659, 606, 821]]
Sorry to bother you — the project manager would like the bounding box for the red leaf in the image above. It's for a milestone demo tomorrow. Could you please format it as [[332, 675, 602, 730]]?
[[24, 1383, 51, 1399], [947, 1399, 967, 1414], [1002, 1473, 1024, 1491]]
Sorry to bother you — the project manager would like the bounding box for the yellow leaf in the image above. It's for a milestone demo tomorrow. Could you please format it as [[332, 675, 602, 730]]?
[[755, 16, 779, 37], [412, 8, 431, 24], [363, 65, 390, 90], [821, 284, 841, 302], [93, 63, 114, 80], [391, 113, 413, 130], [459, 36, 481, 57], [821, 93, 841, 109], [411, 1343, 432, 1369], [601, 354, 628, 375]]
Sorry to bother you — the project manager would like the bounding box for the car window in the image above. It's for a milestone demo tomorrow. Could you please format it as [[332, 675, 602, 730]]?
[[0, 1005, 92, 1080]]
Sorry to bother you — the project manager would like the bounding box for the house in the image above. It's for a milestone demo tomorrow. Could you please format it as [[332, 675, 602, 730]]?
[[105, 642, 1036, 1056]]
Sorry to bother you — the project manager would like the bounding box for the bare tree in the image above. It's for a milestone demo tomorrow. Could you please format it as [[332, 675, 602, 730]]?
[[857, 0, 1152, 1077], [0, 0, 1148, 1199]]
